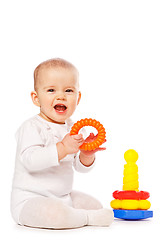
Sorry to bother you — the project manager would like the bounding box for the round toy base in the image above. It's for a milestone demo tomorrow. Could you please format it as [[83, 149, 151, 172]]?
[[113, 209, 153, 220]]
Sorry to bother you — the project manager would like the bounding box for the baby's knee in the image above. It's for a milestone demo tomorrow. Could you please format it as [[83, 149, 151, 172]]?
[[71, 191, 103, 210], [86, 196, 103, 210]]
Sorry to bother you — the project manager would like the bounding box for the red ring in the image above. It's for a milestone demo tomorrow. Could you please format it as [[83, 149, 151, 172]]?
[[113, 190, 150, 200]]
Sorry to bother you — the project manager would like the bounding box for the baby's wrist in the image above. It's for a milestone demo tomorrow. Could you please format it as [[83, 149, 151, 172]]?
[[80, 150, 95, 158], [79, 152, 95, 167], [56, 142, 68, 161]]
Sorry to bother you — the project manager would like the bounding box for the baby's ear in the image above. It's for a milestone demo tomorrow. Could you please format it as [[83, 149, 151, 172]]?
[[31, 91, 40, 107], [77, 91, 81, 105]]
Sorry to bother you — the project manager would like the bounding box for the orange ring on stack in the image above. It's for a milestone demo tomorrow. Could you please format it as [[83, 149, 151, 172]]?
[[70, 118, 106, 151]]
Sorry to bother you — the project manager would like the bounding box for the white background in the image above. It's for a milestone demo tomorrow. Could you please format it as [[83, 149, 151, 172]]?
[[0, 0, 160, 239]]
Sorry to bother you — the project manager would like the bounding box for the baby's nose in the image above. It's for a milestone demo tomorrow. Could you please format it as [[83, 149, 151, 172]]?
[[56, 92, 66, 100]]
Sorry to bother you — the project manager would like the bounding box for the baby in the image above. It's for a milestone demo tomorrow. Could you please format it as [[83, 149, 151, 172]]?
[[11, 58, 113, 229]]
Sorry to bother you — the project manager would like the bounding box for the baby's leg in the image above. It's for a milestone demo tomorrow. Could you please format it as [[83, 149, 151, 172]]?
[[70, 191, 114, 226], [19, 197, 87, 229], [70, 190, 103, 210]]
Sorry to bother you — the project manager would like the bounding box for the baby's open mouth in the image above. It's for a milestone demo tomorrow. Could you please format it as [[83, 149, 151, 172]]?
[[54, 104, 67, 112]]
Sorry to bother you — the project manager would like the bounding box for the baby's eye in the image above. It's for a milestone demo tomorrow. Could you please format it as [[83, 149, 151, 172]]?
[[65, 89, 73, 93], [47, 89, 55, 93]]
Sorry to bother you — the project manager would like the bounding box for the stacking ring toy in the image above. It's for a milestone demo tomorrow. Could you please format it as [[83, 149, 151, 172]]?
[[70, 118, 106, 151], [110, 149, 153, 220]]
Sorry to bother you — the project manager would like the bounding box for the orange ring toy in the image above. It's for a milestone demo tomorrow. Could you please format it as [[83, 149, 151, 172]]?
[[70, 118, 106, 151]]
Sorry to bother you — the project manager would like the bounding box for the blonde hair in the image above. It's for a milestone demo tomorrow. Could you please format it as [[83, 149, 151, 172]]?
[[34, 58, 78, 91]]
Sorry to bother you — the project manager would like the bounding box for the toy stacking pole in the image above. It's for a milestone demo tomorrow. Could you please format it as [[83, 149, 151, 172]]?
[[123, 149, 139, 191], [110, 149, 153, 220]]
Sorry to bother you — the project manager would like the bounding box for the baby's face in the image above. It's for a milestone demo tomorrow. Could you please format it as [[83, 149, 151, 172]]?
[[34, 67, 81, 124]]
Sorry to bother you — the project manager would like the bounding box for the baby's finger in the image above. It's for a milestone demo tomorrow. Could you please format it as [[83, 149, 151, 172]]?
[[77, 138, 84, 143], [90, 133, 95, 138], [97, 147, 106, 151], [84, 133, 94, 142], [73, 134, 83, 140]]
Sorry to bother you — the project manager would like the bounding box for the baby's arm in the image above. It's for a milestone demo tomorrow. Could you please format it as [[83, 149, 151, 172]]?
[[57, 133, 95, 167], [57, 132, 106, 167], [18, 121, 61, 172]]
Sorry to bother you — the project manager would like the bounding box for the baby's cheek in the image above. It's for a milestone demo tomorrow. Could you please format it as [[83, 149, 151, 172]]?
[[68, 102, 77, 115]]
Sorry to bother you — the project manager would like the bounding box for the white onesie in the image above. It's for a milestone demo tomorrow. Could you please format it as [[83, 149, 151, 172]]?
[[11, 115, 95, 224]]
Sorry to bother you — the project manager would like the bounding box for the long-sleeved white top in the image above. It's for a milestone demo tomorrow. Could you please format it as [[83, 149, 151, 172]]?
[[11, 115, 94, 199]]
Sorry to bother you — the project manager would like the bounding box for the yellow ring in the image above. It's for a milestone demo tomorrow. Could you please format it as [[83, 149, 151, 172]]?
[[110, 199, 151, 210]]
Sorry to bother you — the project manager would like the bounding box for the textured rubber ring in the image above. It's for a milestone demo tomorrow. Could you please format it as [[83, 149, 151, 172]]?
[[70, 118, 106, 151]]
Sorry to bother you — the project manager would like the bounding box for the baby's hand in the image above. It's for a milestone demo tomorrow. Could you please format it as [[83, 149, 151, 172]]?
[[61, 133, 84, 155], [80, 133, 106, 156], [79, 133, 106, 167]]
